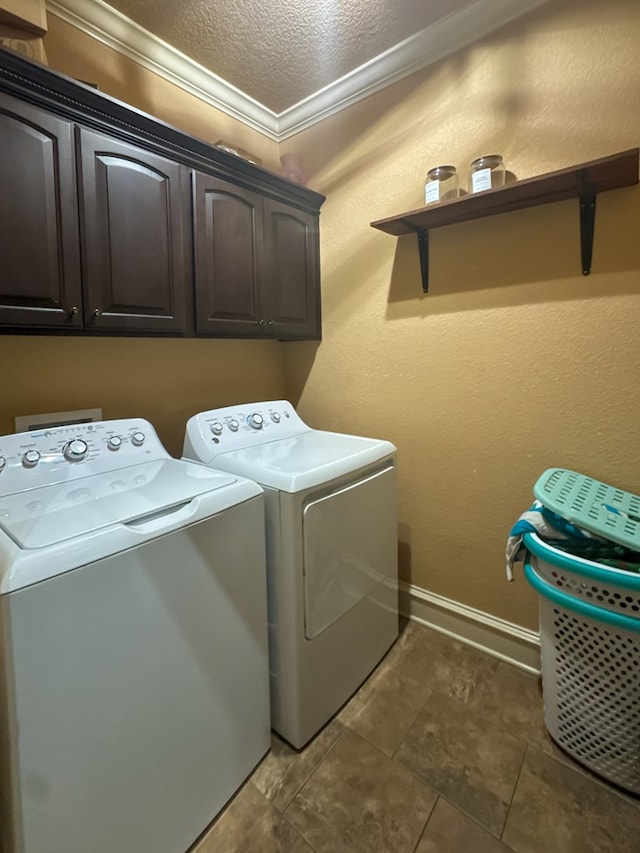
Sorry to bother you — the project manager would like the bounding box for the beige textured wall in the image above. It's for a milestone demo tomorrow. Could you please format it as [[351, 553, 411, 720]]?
[[4, 0, 639, 631], [0, 337, 285, 458], [0, 16, 286, 458], [284, 0, 640, 630]]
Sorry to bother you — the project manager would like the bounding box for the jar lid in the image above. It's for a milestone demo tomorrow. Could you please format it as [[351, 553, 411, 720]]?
[[426, 165, 457, 179], [470, 154, 503, 169]]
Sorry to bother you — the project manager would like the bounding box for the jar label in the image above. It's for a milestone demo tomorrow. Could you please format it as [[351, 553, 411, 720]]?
[[425, 181, 440, 204], [471, 167, 492, 193]]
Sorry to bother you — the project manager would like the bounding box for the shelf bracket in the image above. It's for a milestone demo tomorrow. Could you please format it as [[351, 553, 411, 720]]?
[[417, 228, 429, 293], [579, 193, 596, 275]]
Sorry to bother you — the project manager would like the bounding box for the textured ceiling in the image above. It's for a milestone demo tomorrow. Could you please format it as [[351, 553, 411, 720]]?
[[104, 0, 475, 113]]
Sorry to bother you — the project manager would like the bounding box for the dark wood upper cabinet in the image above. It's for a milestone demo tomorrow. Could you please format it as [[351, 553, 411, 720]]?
[[263, 199, 321, 340], [78, 129, 190, 334], [0, 92, 83, 329], [0, 47, 325, 339], [193, 176, 322, 340], [193, 172, 264, 336]]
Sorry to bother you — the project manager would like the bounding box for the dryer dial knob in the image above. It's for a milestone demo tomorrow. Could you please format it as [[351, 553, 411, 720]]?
[[210, 422, 224, 436], [0, 456, 5, 472], [22, 450, 41, 468], [131, 431, 146, 447], [64, 439, 88, 462], [107, 436, 122, 451], [247, 413, 264, 430], [270, 412, 281, 423], [228, 419, 239, 432]]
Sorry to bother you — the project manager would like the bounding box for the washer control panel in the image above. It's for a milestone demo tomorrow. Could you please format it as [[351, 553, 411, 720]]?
[[184, 400, 310, 460], [0, 418, 167, 496]]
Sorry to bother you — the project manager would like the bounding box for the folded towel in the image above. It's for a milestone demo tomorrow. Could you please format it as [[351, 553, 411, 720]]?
[[506, 501, 640, 580]]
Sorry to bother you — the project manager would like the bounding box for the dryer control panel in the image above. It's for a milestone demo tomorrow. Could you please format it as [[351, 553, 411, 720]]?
[[184, 400, 310, 463], [0, 419, 168, 495]]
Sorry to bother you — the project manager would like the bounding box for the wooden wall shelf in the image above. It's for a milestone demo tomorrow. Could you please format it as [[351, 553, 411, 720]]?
[[370, 149, 639, 292]]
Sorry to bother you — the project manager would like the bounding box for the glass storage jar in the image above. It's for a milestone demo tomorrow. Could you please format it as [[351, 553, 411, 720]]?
[[468, 154, 505, 194], [424, 165, 459, 205]]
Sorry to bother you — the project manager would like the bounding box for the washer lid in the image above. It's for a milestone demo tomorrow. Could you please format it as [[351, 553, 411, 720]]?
[[0, 459, 241, 549], [211, 430, 396, 492]]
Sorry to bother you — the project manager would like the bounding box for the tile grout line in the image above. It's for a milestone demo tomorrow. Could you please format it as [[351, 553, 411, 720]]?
[[344, 728, 442, 853], [500, 739, 530, 842], [280, 724, 348, 816], [390, 687, 434, 761], [283, 726, 440, 853], [288, 818, 321, 853], [252, 777, 323, 853], [409, 794, 441, 853]]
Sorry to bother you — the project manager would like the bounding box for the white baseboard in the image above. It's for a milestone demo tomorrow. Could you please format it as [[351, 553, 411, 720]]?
[[399, 582, 541, 675]]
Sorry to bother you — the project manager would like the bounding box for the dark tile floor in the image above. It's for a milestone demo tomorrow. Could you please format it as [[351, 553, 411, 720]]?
[[192, 620, 640, 853]]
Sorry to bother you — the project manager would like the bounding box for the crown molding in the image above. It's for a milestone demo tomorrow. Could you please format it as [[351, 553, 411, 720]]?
[[277, 0, 549, 139], [46, 0, 280, 139], [47, 0, 548, 142]]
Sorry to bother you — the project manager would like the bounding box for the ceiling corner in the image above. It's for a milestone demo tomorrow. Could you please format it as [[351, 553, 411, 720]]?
[[47, 0, 550, 143]]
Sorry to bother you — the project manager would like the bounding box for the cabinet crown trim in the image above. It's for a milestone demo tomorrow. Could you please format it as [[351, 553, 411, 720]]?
[[0, 45, 325, 214]]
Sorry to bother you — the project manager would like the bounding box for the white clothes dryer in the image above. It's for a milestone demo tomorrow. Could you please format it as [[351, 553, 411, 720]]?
[[183, 401, 398, 748], [0, 419, 270, 853]]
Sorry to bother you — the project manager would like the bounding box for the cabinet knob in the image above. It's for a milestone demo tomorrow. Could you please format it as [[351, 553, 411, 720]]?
[[259, 319, 265, 326], [92, 308, 102, 318], [68, 306, 78, 317], [268, 320, 274, 326]]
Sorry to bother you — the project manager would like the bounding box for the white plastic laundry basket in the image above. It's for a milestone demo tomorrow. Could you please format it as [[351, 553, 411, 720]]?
[[525, 533, 640, 794]]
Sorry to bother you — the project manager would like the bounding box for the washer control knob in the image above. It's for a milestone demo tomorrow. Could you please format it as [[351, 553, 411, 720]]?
[[210, 422, 223, 436], [247, 413, 264, 430], [131, 431, 145, 447], [107, 435, 122, 451], [22, 450, 41, 468], [64, 439, 88, 462], [228, 419, 239, 432], [270, 412, 281, 423], [0, 457, 6, 473]]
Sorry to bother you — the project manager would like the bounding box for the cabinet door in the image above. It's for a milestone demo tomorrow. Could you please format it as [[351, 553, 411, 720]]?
[[78, 129, 190, 334], [193, 172, 265, 337], [0, 93, 83, 329], [263, 199, 321, 340]]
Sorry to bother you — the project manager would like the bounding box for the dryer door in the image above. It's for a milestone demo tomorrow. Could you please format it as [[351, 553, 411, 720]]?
[[302, 465, 396, 639]]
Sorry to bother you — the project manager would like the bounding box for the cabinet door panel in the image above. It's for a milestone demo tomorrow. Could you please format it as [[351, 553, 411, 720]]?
[[0, 94, 82, 329], [264, 200, 321, 340], [193, 172, 264, 336], [79, 129, 188, 333]]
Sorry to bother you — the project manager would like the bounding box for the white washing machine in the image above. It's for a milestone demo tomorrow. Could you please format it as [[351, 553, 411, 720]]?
[[183, 400, 398, 748], [0, 418, 270, 853]]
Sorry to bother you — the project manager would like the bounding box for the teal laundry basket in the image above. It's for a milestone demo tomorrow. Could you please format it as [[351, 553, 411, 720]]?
[[523, 469, 640, 795]]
